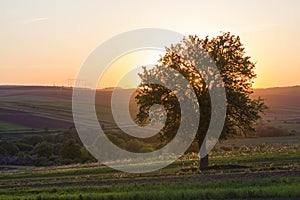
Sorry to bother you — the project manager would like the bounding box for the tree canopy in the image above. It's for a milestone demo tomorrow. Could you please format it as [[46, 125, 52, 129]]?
[[135, 32, 267, 168]]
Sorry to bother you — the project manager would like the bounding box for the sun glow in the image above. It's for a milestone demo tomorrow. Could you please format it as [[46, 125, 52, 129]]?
[[0, 1, 299, 88], [97, 50, 164, 89]]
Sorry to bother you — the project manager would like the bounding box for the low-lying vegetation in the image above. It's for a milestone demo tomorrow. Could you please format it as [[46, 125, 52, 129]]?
[[0, 129, 96, 166], [0, 177, 299, 200], [0, 142, 299, 199]]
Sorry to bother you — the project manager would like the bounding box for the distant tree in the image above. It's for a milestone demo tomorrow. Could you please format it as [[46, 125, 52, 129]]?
[[107, 134, 127, 149], [0, 146, 8, 156], [60, 139, 82, 160], [16, 142, 33, 152], [22, 135, 43, 146], [80, 146, 96, 163], [126, 139, 154, 153], [32, 141, 53, 159], [136, 32, 267, 169], [0, 141, 19, 156]]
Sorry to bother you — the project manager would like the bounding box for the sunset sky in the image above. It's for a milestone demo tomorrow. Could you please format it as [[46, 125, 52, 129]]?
[[0, 0, 299, 88]]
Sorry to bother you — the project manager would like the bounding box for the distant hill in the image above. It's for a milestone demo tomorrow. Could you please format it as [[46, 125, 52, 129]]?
[[253, 86, 300, 108], [252, 86, 300, 134], [0, 85, 299, 132]]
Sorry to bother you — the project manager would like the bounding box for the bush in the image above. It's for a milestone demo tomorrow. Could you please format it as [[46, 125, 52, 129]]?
[[0, 141, 19, 156], [126, 139, 155, 153], [16, 142, 33, 152], [80, 146, 96, 163], [32, 141, 53, 159], [126, 139, 145, 152], [107, 134, 126, 149], [256, 126, 290, 137], [21, 135, 43, 146], [60, 139, 82, 160], [0, 146, 8, 156], [139, 146, 155, 153]]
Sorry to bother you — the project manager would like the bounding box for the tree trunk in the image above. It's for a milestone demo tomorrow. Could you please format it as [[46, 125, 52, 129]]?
[[198, 133, 209, 169], [200, 154, 209, 169]]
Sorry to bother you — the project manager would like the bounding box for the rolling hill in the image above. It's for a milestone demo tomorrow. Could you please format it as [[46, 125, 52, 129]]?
[[0, 85, 299, 132]]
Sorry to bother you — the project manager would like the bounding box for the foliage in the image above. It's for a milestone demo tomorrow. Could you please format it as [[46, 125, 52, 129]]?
[[0, 142, 298, 200], [32, 141, 53, 158], [0, 141, 19, 156], [60, 139, 82, 160], [256, 126, 290, 137], [0, 130, 96, 166], [136, 32, 267, 147]]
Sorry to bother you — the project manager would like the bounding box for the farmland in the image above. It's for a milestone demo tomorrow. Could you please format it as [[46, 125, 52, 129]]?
[[0, 142, 299, 199], [253, 86, 300, 134], [0, 85, 299, 199], [1, 85, 299, 132]]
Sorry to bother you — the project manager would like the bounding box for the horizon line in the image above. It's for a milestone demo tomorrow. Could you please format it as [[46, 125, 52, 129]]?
[[0, 84, 300, 90]]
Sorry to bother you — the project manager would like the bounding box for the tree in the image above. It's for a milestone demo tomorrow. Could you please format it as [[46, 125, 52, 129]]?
[[32, 141, 53, 166], [0, 141, 20, 156], [135, 32, 267, 169], [32, 141, 53, 159], [60, 139, 82, 160]]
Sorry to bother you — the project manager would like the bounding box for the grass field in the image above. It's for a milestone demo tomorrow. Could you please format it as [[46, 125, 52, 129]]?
[[0, 121, 28, 131], [0, 177, 299, 200], [0, 86, 299, 199], [1, 85, 299, 132], [0, 142, 299, 199]]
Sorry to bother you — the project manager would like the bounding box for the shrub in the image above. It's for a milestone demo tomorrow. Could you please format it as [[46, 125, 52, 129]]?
[[256, 126, 289, 137], [60, 139, 82, 160]]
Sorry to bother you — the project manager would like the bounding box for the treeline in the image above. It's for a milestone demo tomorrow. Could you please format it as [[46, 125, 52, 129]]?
[[0, 128, 199, 166], [0, 129, 96, 166]]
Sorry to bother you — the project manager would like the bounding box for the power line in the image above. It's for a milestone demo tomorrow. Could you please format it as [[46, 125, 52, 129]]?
[[66, 79, 87, 88]]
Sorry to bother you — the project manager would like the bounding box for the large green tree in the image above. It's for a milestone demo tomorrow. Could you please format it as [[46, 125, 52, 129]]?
[[135, 32, 267, 169]]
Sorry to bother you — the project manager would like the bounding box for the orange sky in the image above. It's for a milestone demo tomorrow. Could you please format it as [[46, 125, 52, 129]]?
[[0, 0, 299, 88]]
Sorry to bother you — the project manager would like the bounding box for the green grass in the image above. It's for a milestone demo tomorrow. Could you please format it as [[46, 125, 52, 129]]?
[[211, 150, 300, 166], [0, 143, 298, 199], [0, 121, 28, 131], [0, 144, 298, 180], [0, 166, 117, 179], [0, 177, 299, 199]]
